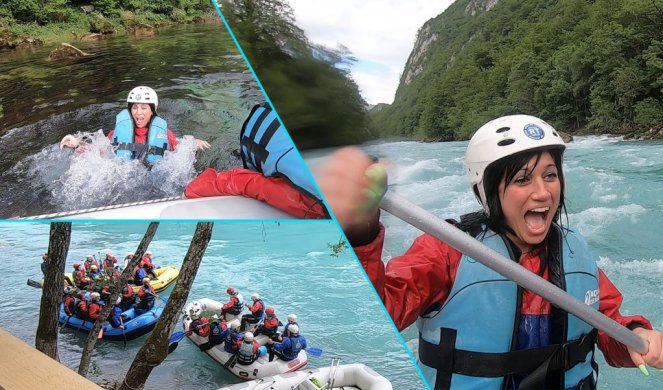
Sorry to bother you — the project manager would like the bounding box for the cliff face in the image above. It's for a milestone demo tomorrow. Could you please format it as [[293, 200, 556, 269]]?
[[401, 0, 499, 88], [372, 0, 663, 141]]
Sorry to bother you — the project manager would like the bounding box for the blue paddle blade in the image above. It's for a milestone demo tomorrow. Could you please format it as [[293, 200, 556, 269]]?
[[169, 331, 186, 344], [307, 347, 323, 357]]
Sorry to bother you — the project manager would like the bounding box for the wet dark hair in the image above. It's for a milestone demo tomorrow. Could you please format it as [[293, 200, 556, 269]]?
[[468, 148, 566, 237]]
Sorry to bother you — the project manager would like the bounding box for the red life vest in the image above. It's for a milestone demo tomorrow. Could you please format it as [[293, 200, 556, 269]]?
[[88, 302, 102, 320]]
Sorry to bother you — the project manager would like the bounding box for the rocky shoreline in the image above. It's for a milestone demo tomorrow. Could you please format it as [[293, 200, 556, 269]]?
[[0, 10, 219, 52]]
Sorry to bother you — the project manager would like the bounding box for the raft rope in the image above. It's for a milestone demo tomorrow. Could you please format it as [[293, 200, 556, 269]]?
[[20, 196, 183, 220]]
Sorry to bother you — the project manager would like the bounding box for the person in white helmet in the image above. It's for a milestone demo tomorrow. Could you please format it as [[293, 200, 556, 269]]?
[[59, 86, 210, 165], [235, 331, 260, 365], [317, 115, 663, 389], [240, 292, 264, 331]]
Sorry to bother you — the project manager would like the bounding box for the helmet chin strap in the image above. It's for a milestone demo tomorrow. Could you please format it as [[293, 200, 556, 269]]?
[[475, 182, 491, 216]]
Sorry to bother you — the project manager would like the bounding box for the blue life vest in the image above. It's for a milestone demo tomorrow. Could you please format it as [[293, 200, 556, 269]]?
[[240, 104, 322, 203], [224, 330, 241, 353], [417, 225, 599, 390], [112, 109, 169, 166], [209, 322, 225, 344], [277, 335, 306, 360]]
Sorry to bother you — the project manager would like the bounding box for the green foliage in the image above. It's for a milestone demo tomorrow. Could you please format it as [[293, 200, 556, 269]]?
[[328, 237, 348, 258], [221, 0, 371, 149], [374, 0, 663, 139]]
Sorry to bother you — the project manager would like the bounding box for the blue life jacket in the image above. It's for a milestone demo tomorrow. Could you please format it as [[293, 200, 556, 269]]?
[[209, 322, 225, 344], [224, 330, 241, 353], [417, 225, 599, 390], [109, 305, 122, 328], [277, 335, 306, 361], [240, 104, 324, 206], [134, 267, 148, 285], [112, 109, 169, 166]]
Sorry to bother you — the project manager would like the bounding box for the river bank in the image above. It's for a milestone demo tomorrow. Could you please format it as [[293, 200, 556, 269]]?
[[0, 8, 220, 51]]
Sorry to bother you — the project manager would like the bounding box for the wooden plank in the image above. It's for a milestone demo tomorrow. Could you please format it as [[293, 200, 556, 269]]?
[[0, 328, 103, 390]]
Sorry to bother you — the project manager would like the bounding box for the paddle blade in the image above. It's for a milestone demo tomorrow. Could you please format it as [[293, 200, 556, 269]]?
[[168, 341, 179, 355], [97, 327, 104, 339], [27, 279, 42, 289], [307, 347, 323, 357], [169, 331, 187, 344]]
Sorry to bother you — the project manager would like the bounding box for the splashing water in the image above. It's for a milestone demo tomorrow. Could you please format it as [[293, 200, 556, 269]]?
[[24, 132, 199, 213]]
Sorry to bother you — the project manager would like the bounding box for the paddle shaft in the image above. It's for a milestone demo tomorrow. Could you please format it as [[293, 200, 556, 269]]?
[[380, 191, 648, 354]]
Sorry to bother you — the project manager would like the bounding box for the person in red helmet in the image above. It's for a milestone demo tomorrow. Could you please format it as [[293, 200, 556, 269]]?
[[255, 307, 279, 339], [73, 262, 90, 289], [318, 115, 663, 389], [221, 287, 244, 317]]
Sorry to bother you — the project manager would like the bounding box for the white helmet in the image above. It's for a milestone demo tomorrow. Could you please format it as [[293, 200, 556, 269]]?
[[466, 114, 565, 213], [287, 324, 299, 336], [90, 292, 101, 301], [230, 319, 241, 330], [189, 310, 200, 320], [287, 314, 297, 323], [127, 86, 158, 111], [145, 250, 153, 256], [251, 293, 260, 301], [244, 331, 254, 342]]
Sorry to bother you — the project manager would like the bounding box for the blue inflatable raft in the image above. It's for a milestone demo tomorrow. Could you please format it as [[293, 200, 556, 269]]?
[[58, 304, 164, 341]]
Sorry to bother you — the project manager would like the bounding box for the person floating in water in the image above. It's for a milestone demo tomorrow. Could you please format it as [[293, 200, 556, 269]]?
[[60, 86, 210, 167]]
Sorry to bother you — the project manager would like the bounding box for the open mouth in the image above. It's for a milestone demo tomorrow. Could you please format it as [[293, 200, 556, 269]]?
[[524, 207, 550, 233]]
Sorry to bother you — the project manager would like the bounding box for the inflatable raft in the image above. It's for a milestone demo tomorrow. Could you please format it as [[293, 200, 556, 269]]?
[[58, 265, 179, 293], [183, 298, 307, 381], [22, 195, 294, 220], [217, 362, 392, 390], [59, 303, 164, 341]]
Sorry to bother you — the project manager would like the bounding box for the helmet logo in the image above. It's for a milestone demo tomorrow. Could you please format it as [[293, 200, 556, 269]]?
[[135, 94, 143, 100], [524, 124, 545, 140]]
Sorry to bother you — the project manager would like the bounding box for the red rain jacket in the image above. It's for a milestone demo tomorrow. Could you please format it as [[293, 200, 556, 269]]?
[[184, 168, 327, 219]]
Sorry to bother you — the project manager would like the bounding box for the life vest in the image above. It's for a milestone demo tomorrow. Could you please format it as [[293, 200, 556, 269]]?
[[76, 299, 89, 317], [134, 267, 148, 285], [263, 316, 279, 330], [237, 340, 258, 365], [121, 284, 134, 300], [227, 293, 244, 315], [280, 335, 305, 360], [224, 330, 240, 353], [240, 104, 324, 207], [108, 305, 123, 328], [88, 302, 102, 320], [209, 322, 225, 344], [417, 225, 599, 390], [64, 296, 76, 316], [112, 109, 169, 166], [249, 299, 265, 317]]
